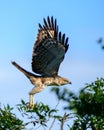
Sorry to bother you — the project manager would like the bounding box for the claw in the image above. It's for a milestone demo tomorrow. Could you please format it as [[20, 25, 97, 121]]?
[[29, 103, 34, 109]]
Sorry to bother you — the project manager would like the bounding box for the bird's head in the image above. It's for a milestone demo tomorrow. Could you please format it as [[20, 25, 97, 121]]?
[[53, 76, 72, 86], [60, 77, 72, 85]]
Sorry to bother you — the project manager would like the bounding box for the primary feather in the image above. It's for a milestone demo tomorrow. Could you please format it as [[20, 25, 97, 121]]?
[[32, 16, 69, 76]]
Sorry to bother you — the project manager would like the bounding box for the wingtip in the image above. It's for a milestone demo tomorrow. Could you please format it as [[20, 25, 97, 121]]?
[[38, 23, 43, 29]]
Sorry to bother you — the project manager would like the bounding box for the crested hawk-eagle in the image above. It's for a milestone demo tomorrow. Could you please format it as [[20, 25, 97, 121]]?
[[12, 16, 71, 108]]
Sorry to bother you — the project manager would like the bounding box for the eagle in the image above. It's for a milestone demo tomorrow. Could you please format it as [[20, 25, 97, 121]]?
[[12, 16, 71, 108]]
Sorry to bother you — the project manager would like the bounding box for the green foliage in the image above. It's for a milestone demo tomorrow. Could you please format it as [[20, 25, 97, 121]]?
[[52, 78, 104, 130], [0, 100, 71, 129], [0, 104, 24, 130], [20, 100, 72, 129], [76, 78, 104, 117], [17, 101, 59, 127], [0, 78, 104, 129]]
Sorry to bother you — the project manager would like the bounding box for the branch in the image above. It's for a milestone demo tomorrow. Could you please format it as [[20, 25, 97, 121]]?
[[49, 100, 60, 130], [60, 113, 70, 130]]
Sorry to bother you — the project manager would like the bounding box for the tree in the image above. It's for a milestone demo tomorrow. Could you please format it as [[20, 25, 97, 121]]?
[[0, 100, 70, 130], [0, 78, 104, 129], [0, 104, 24, 129], [52, 78, 104, 130]]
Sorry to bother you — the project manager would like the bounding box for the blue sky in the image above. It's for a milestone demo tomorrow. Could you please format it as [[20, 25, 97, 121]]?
[[0, 0, 104, 129]]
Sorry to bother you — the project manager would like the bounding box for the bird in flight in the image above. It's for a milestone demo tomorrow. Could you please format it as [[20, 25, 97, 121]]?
[[12, 16, 71, 108]]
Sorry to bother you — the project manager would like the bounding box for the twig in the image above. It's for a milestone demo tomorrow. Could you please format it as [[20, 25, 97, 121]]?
[[49, 118, 56, 130], [34, 125, 41, 130], [49, 100, 60, 130], [60, 113, 69, 130]]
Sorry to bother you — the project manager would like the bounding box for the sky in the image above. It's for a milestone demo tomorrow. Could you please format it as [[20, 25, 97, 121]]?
[[0, 0, 104, 129]]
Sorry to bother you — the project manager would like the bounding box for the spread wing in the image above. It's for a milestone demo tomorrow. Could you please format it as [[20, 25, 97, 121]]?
[[32, 16, 69, 76]]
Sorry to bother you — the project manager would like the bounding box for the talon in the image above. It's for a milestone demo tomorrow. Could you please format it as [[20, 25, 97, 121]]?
[[26, 103, 34, 109], [29, 103, 34, 109]]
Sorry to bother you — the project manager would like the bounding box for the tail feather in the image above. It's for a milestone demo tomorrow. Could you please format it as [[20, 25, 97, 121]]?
[[11, 61, 36, 78]]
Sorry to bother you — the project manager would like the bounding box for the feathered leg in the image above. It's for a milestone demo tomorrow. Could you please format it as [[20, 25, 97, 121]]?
[[29, 84, 46, 108]]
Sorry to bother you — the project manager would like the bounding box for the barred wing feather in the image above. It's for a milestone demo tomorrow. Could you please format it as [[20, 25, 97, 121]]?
[[32, 16, 69, 76]]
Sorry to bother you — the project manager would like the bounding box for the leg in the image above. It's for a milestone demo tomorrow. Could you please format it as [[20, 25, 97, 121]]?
[[29, 86, 45, 108], [29, 94, 34, 108]]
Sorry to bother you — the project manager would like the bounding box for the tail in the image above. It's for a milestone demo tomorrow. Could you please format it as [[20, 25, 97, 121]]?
[[11, 61, 36, 78]]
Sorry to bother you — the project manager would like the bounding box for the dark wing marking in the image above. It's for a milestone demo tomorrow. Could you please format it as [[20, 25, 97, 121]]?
[[32, 16, 69, 76]]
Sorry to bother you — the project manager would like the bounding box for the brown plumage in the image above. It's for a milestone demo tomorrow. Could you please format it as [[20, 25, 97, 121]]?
[[12, 16, 71, 108]]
